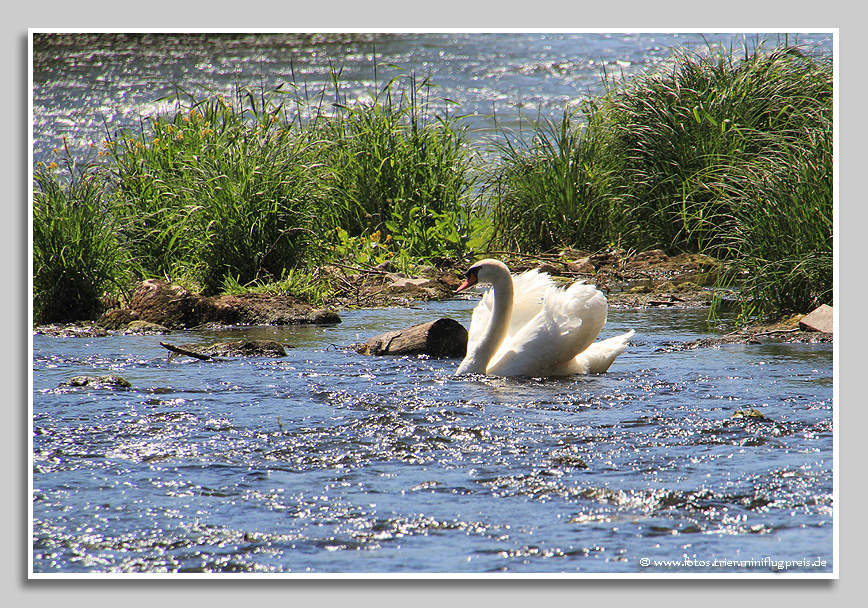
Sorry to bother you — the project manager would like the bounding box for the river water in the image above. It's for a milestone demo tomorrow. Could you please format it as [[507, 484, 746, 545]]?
[[31, 31, 833, 164], [30, 31, 835, 576], [32, 299, 833, 575]]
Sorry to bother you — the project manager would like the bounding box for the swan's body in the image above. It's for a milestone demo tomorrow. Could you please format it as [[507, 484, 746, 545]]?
[[455, 259, 634, 376]]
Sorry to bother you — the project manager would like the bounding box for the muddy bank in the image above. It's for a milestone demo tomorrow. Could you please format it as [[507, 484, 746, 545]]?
[[499, 248, 723, 307], [321, 261, 461, 308], [33, 249, 832, 351], [97, 279, 341, 331], [320, 249, 721, 310], [656, 323, 833, 352], [33, 249, 717, 336]]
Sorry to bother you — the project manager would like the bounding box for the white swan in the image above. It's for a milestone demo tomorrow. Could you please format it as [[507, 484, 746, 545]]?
[[455, 259, 635, 376]]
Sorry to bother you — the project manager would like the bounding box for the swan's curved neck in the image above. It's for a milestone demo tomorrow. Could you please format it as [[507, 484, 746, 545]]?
[[463, 271, 514, 373]]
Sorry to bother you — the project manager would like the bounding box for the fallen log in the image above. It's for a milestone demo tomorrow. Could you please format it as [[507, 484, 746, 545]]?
[[355, 318, 468, 358]]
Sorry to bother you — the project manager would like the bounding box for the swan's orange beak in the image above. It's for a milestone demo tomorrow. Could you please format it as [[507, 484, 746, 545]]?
[[457, 268, 478, 292]]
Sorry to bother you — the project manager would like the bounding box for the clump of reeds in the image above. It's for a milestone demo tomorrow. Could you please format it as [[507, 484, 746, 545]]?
[[107, 83, 332, 295], [486, 109, 612, 253], [33, 67, 479, 317], [485, 41, 833, 319], [321, 69, 477, 258], [718, 125, 833, 317], [32, 143, 126, 323], [601, 44, 831, 254]]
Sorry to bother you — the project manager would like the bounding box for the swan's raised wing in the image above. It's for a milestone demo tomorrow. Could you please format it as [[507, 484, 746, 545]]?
[[506, 269, 555, 337], [487, 281, 609, 376]]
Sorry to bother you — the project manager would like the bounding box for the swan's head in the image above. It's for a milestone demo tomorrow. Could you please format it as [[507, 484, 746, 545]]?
[[457, 259, 511, 292]]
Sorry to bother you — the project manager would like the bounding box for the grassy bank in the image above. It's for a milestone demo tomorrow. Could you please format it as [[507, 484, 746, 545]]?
[[486, 43, 833, 319], [32, 42, 832, 325]]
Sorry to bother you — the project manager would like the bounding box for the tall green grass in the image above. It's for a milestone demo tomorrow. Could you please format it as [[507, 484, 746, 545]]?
[[486, 109, 612, 253], [719, 126, 833, 318], [33, 146, 126, 323], [603, 43, 832, 318], [321, 70, 477, 258], [32, 43, 832, 324], [602, 44, 831, 254], [485, 42, 833, 319], [33, 68, 479, 320], [108, 84, 332, 294]]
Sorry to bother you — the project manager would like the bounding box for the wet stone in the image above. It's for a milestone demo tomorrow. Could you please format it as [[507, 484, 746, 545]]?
[[59, 374, 132, 389], [161, 339, 289, 359], [124, 320, 171, 334], [34, 322, 109, 338]]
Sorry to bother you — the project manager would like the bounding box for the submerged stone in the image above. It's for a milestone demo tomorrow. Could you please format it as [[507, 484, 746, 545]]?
[[34, 323, 109, 338], [732, 409, 767, 419], [160, 339, 288, 359], [197, 339, 288, 358], [60, 374, 132, 389], [124, 320, 171, 334]]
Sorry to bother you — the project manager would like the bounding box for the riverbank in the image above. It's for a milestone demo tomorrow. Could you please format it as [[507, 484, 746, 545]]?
[[33, 39, 832, 329], [33, 248, 832, 349]]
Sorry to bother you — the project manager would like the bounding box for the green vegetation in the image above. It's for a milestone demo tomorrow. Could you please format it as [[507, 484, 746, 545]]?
[[487, 43, 833, 320], [96, 69, 475, 299], [108, 86, 331, 294], [603, 45, 832, 320], [322, 71, 477, 259], [487, 110, 612, 253], [32, 41, 833, 325], [33, 144, 126, 324]]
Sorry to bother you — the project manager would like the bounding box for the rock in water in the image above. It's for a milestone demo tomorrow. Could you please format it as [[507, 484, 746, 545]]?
[[355, 318, 468, 358], [160, 339, 288, 359], [799, 304, 833, 333], [60, 375, 132, 389], [198, 340, 287, 358]]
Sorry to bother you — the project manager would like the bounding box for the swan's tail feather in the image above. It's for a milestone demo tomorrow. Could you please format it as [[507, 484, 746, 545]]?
[[565, 330, 635, 375]]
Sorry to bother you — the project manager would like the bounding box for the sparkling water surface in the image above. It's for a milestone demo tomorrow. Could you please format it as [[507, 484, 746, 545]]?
[[32, 31, 833, 164], [32, 300, 833, 574]]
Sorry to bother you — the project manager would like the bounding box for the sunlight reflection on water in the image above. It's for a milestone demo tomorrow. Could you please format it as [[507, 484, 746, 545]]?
[[32, 301, 833, 574]]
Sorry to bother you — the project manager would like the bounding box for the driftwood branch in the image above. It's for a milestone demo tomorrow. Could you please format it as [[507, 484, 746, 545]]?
[[159, 341, 213, 361], [327, 261, 389, 275], [752, 328, 800, 337], [481, 250, 572, 263]]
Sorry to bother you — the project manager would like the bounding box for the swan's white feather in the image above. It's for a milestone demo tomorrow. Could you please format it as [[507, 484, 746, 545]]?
[[486, 281, 607, 375], [459, 261, 633, 376]]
